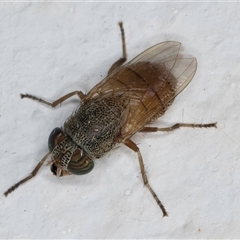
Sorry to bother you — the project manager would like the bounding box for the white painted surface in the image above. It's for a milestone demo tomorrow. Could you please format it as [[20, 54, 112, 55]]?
[[0, 2, 239, 238]]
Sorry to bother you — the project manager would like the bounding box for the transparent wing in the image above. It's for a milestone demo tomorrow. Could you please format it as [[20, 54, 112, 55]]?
[[85, 41, 197, 139], [86, 41, 197, 100], [128, 41, 197, 96]]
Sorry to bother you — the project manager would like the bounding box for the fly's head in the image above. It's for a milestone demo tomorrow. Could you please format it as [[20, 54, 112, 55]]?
[[48, 128, 94, 177]]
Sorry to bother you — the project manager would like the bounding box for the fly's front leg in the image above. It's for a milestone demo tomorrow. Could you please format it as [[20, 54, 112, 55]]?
[[140, 122, 217, 132], [124, 139, 168, 217], [4, 152, 50, 197], [107, 21, 127, 75], [20, 90, 86, 108]]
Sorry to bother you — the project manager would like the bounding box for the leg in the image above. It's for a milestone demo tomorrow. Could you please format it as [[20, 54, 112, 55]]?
[[124, 139, 168, 217], [140, 122, 217, 132], [20, 90, 86, 108], [4, 152, 50, 197], [107, 21, 127, 75]]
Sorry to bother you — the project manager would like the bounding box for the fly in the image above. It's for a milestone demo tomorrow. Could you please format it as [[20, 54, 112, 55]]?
[[4, 22, 217, 217]]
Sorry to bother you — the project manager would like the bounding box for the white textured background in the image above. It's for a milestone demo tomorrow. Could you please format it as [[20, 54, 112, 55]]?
[[1, 2, 240, 239]]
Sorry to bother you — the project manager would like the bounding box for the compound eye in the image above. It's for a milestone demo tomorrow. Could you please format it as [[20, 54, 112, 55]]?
[[48, 127, 64, 151], [67, 154, 94, 175]]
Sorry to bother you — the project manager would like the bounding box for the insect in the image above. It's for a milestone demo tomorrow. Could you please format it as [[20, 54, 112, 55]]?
[[4, 22, 216, 217]]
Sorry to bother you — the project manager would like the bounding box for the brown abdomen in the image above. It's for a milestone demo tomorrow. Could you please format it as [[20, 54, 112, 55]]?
[[111, 62, 177, 138]]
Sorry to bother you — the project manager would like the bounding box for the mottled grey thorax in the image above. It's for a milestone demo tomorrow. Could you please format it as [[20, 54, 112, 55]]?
[[63, 96, 125, 159]]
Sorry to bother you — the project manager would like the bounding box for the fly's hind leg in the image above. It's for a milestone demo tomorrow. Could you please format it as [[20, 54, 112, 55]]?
[[20, 90, 86, 108], [107, 21, 127, 75], [124, 139, 168, 217], [140, 122, 217, 132]]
